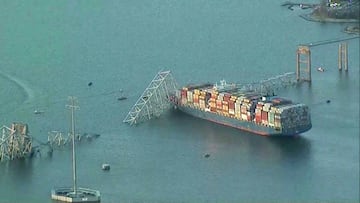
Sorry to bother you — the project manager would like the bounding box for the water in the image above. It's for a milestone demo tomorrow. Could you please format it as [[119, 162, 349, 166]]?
[[0, 1, 359, 202]]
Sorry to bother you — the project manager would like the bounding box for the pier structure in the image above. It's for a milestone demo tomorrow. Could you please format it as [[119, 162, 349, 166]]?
[[0, 123, 32, 162], [123, 70, 178, 125]]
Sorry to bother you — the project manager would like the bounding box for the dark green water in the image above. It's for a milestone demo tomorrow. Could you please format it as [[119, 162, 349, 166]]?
[[0, 1, 359, 202]]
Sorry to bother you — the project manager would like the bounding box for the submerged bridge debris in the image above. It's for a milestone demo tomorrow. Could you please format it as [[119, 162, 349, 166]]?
[[47, 131, 100, 148], [0, 123, 33, 162], [0, 97, 101, 163]]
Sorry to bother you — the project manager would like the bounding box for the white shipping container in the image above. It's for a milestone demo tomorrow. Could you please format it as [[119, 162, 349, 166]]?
[[263, 107, 270, 112], [229, 109, 235, 115], [235, 112, 241, 119], [181, 98, 187, 105], [176, 90, 181, 99], [235, 104, 241, 111], [187, 91, 193, 102]]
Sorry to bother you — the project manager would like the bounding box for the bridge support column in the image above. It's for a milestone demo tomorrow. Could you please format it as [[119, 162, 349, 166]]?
[[296, 46, 311, 83], [338, 43, 348, 71]]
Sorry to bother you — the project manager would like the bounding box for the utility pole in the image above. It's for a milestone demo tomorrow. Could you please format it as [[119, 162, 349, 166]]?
[[66, 96, 79, 195], [51, 96, 100, 202]]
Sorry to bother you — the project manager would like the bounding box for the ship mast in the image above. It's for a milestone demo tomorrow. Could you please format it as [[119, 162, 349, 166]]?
[[66, 96, 79, 195]]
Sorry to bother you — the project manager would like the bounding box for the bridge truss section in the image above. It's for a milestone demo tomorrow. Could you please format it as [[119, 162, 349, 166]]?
[[240, 72, 297, 95], [0, 123, 32, 162], [123, 70, 178, 125]]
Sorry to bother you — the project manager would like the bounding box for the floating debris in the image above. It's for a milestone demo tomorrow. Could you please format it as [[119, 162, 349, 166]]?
[[326, 100, 331, 104], [117, 96, 127, 101], [88, 82, 93, 87], [204, 154, 210, 158], [34, 110, 45, 114], [83, 133, 101, 139]]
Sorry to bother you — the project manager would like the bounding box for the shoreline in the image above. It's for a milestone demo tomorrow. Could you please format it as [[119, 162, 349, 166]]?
[[300, 13, 360, 23]]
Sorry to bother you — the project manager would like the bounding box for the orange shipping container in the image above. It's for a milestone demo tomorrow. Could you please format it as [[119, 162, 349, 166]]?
[[222, 101, 229, 111], [216, 100, 222, 109], [193, 94, 199, 103], [210, 107, 217, 112]]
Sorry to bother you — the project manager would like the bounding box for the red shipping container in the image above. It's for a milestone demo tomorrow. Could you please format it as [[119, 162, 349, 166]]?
[[229, 101, 235, 109], [255, 111, 262, 123], [247, 112, 252, 121], [261, 111, 268, 121], [181, 90, 187, 99], [255, 115, 262, 123]]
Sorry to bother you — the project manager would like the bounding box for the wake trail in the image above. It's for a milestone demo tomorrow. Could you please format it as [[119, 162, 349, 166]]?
[[0, 70, 35, 104]]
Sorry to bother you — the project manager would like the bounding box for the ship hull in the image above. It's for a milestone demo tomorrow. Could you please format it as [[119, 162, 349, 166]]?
[[176, 105, 311, 136]]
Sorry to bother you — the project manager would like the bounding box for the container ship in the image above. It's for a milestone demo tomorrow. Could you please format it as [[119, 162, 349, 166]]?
[[169, 80, 312, 136]]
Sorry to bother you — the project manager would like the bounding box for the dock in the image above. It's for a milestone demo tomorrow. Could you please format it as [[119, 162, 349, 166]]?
[[51, 187, 100, 203]]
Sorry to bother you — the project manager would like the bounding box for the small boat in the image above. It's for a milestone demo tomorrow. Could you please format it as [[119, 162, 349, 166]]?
[[102, 164, 110, 171], [34, 110, 44, 114], [317, 67, 325, 72]]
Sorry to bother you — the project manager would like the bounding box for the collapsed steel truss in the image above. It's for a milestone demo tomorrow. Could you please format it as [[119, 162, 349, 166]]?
[[0, 123, 32, 161], [240, 72, 297, 95], [123, 70, 178, 125]]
